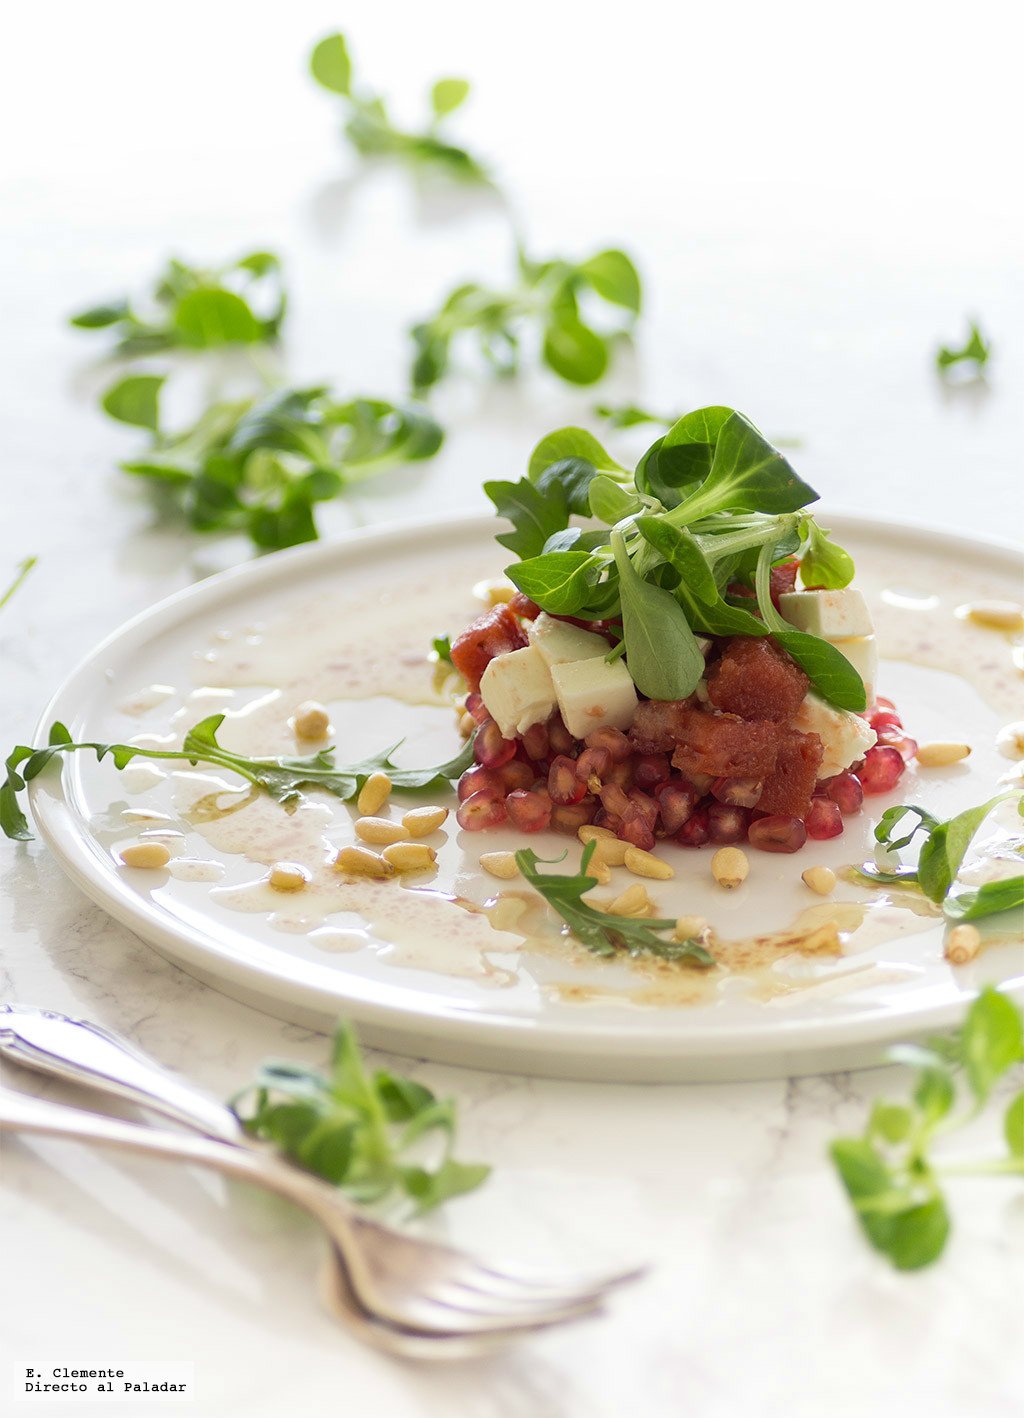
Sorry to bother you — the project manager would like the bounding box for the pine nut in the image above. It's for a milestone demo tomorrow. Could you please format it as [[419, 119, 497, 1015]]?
[[582, 857, 612, 885], [483, 581, 515, 606], [459, 711, 477, 739], [945, 924, 982, 964], [607, 883, 652, 916], [624, 846, 675, 880], [916, 741, 971, 767], [382, 842, 437, 873], [801, 865, 837, 896], [268, 861, 309, 892], [119, 842, 171, 869], [402, 805, 449, 837], [711, 846, 749, 890], [965, 600, 1024, 631], [579, 825, 617, 843], [355, 816, 407, 846], [490, 896, 526, 931], [480, 851, 520, 880], [674, 915, 708, 942], [356, 772, 392, 816], [294, 700, 331, 739], [334, 845, 394, 878]]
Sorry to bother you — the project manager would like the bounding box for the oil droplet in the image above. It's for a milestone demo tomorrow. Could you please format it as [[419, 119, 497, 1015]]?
[[881, 588, 941, 611]]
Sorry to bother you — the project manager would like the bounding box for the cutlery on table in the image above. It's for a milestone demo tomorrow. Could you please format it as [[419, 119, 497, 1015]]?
[[0, 1004, 643, 1358]]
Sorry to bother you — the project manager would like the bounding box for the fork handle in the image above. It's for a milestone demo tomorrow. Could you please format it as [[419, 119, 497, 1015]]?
[[0, 1004, 242, 1143], [0, 1085, 347, 1225]]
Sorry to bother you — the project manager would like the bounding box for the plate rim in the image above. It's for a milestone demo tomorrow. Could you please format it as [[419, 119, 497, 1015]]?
[[26, 509, 1024, 1070]]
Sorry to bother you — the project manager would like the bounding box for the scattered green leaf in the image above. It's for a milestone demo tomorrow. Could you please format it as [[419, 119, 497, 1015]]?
[[0, 557, 37, 612], [936, 321, 991, 375]]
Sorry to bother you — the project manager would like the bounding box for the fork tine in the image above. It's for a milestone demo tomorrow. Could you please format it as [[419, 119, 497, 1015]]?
[[442, 1259, 648, 1303]]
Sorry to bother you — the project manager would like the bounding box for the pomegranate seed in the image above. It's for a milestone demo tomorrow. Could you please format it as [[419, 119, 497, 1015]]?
[[505, 789, 552, 833], [521, 721, 549, 762], [599, 783, 632, 818], [547, 714, 574, 755], [676, 808, 711, 848], [655, 783, 697, 834], [474, 718, 517, 768], [805, 796, 844, 840], [464, 692, 490, 725], [875, 727, 918, 760], [875, 695, 897, 712], [677, 769, 714, 796], [551, 799, 596, 834], [824, 771, 864, 815], [604, 758, 635, 790], [458, 765, 503, 801], [456, 788, 508, 831], [584, 726, 632, 762], [593, 807, 622, 834], [711, 776, 763, 808], [619, 807, 656, 851], [499, 759, 535, 793], [628, 789, 659, 828], [869, 709, 903, 732], [707, 803, 749, 844], [633, 753, 671, 791], [748, 815, 807, 853], [549, 755, 586, 805], [859, 745, 906, 794], [575, 746, 611, 782]]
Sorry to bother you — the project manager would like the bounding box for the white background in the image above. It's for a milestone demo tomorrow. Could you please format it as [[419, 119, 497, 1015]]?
[[1, 4, 1022, 1417]]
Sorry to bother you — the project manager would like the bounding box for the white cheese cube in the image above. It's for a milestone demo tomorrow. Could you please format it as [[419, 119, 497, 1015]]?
[[528, 612, 610, 668], [550, 657, 638, 739], [779, 589, 874, 640], [480, 646, 555, 740], [792, 692, 877, 779], [831, 636, 878, 708]]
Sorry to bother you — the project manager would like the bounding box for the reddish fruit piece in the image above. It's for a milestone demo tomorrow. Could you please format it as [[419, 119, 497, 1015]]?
[[859, 745, 905, 794], [464, 692, 489, 725], [629, 700, 694, 754], [676, 808, 711, 848], [458, 765, 503, 801], [585, 726, 633, 762], [869, 709, 903, 732], [521, 721, 549, 763], [627, 789, 659, 828], [875, 695, 897, 712], [711, 776, 763, 808], [875, 728, 918, 760], [805, 796, 844, 840], [593, 807, 622, 835], [707, 803, 749, 844], [619, 808, 656, 851], [756, 730, 824, 819], [655, 783, 698, 834], [500, 759, 536, 793], [575, 746, 611, 783], [456, 788, 508, 831], [548, 755, 587, 805], [450, 604, 527, 691], [551, 799, 596, 834], [706, 637, 809, 723], [505, 789, 552, 833], [547, 715, 575, 756], [599, 782, 632, 818], [748, 815, 808, 853], [671, 709, 783, 780], [824, 771, 864, 815], [604, 758, 635, 790], [474, 718, 517, 769], [508, 592, 541, 620], [728, 558, 799, 609], [634, 753, 671, 792]]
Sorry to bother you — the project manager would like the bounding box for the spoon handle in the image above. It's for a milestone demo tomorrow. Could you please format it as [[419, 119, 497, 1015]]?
[[0, 1003, 242, 1143]]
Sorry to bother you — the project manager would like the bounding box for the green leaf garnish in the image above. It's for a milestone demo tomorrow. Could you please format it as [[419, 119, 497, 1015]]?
[[1, 715, 473, 842], [232, 1021, 489, 1212], [516, 842, 715, 967], [829, 988, 1024, 1270], [0, 556, 37, 612], [936, 320, 991, 375]]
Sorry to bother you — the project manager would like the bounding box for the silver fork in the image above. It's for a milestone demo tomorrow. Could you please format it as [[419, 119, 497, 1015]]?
[[0, 1006, 643, 1353]]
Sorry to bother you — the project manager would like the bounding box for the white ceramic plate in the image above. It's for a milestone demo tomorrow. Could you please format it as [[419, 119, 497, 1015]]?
[[28, 513, 1024, 1081]]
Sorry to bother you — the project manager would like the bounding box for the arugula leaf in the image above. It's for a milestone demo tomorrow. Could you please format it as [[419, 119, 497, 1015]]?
[[874, 805, 942, 852], [232, 1021, 488, 1212], [588, 475, 642, 525], [484, 476, 570, 559], [1, 715, 473, 842], [516, 843, 715, 966], [410, 247, 641, 393], [528, 426, 626, 480], [101, 374, 166, 432], [432, 635, 453, 665], [798, 519, 856, 590], [507, 552, 601, 614], [69, 251, 286, 357], [830, 988, 1024, 1270], [936, 321, 991, 374], [0, 556, 37, 612], [916, 793, 1014, 904], [610, 531, 706, 701], [635, 517, 719, 605], [310, 31, 486, 183], [943, 877, 1024, 923], [593, 402, 673, 429], [665, 412, 817, 524]]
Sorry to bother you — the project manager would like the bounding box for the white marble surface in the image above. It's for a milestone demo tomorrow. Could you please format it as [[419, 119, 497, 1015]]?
[[2, 4, 1022, 1415]]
